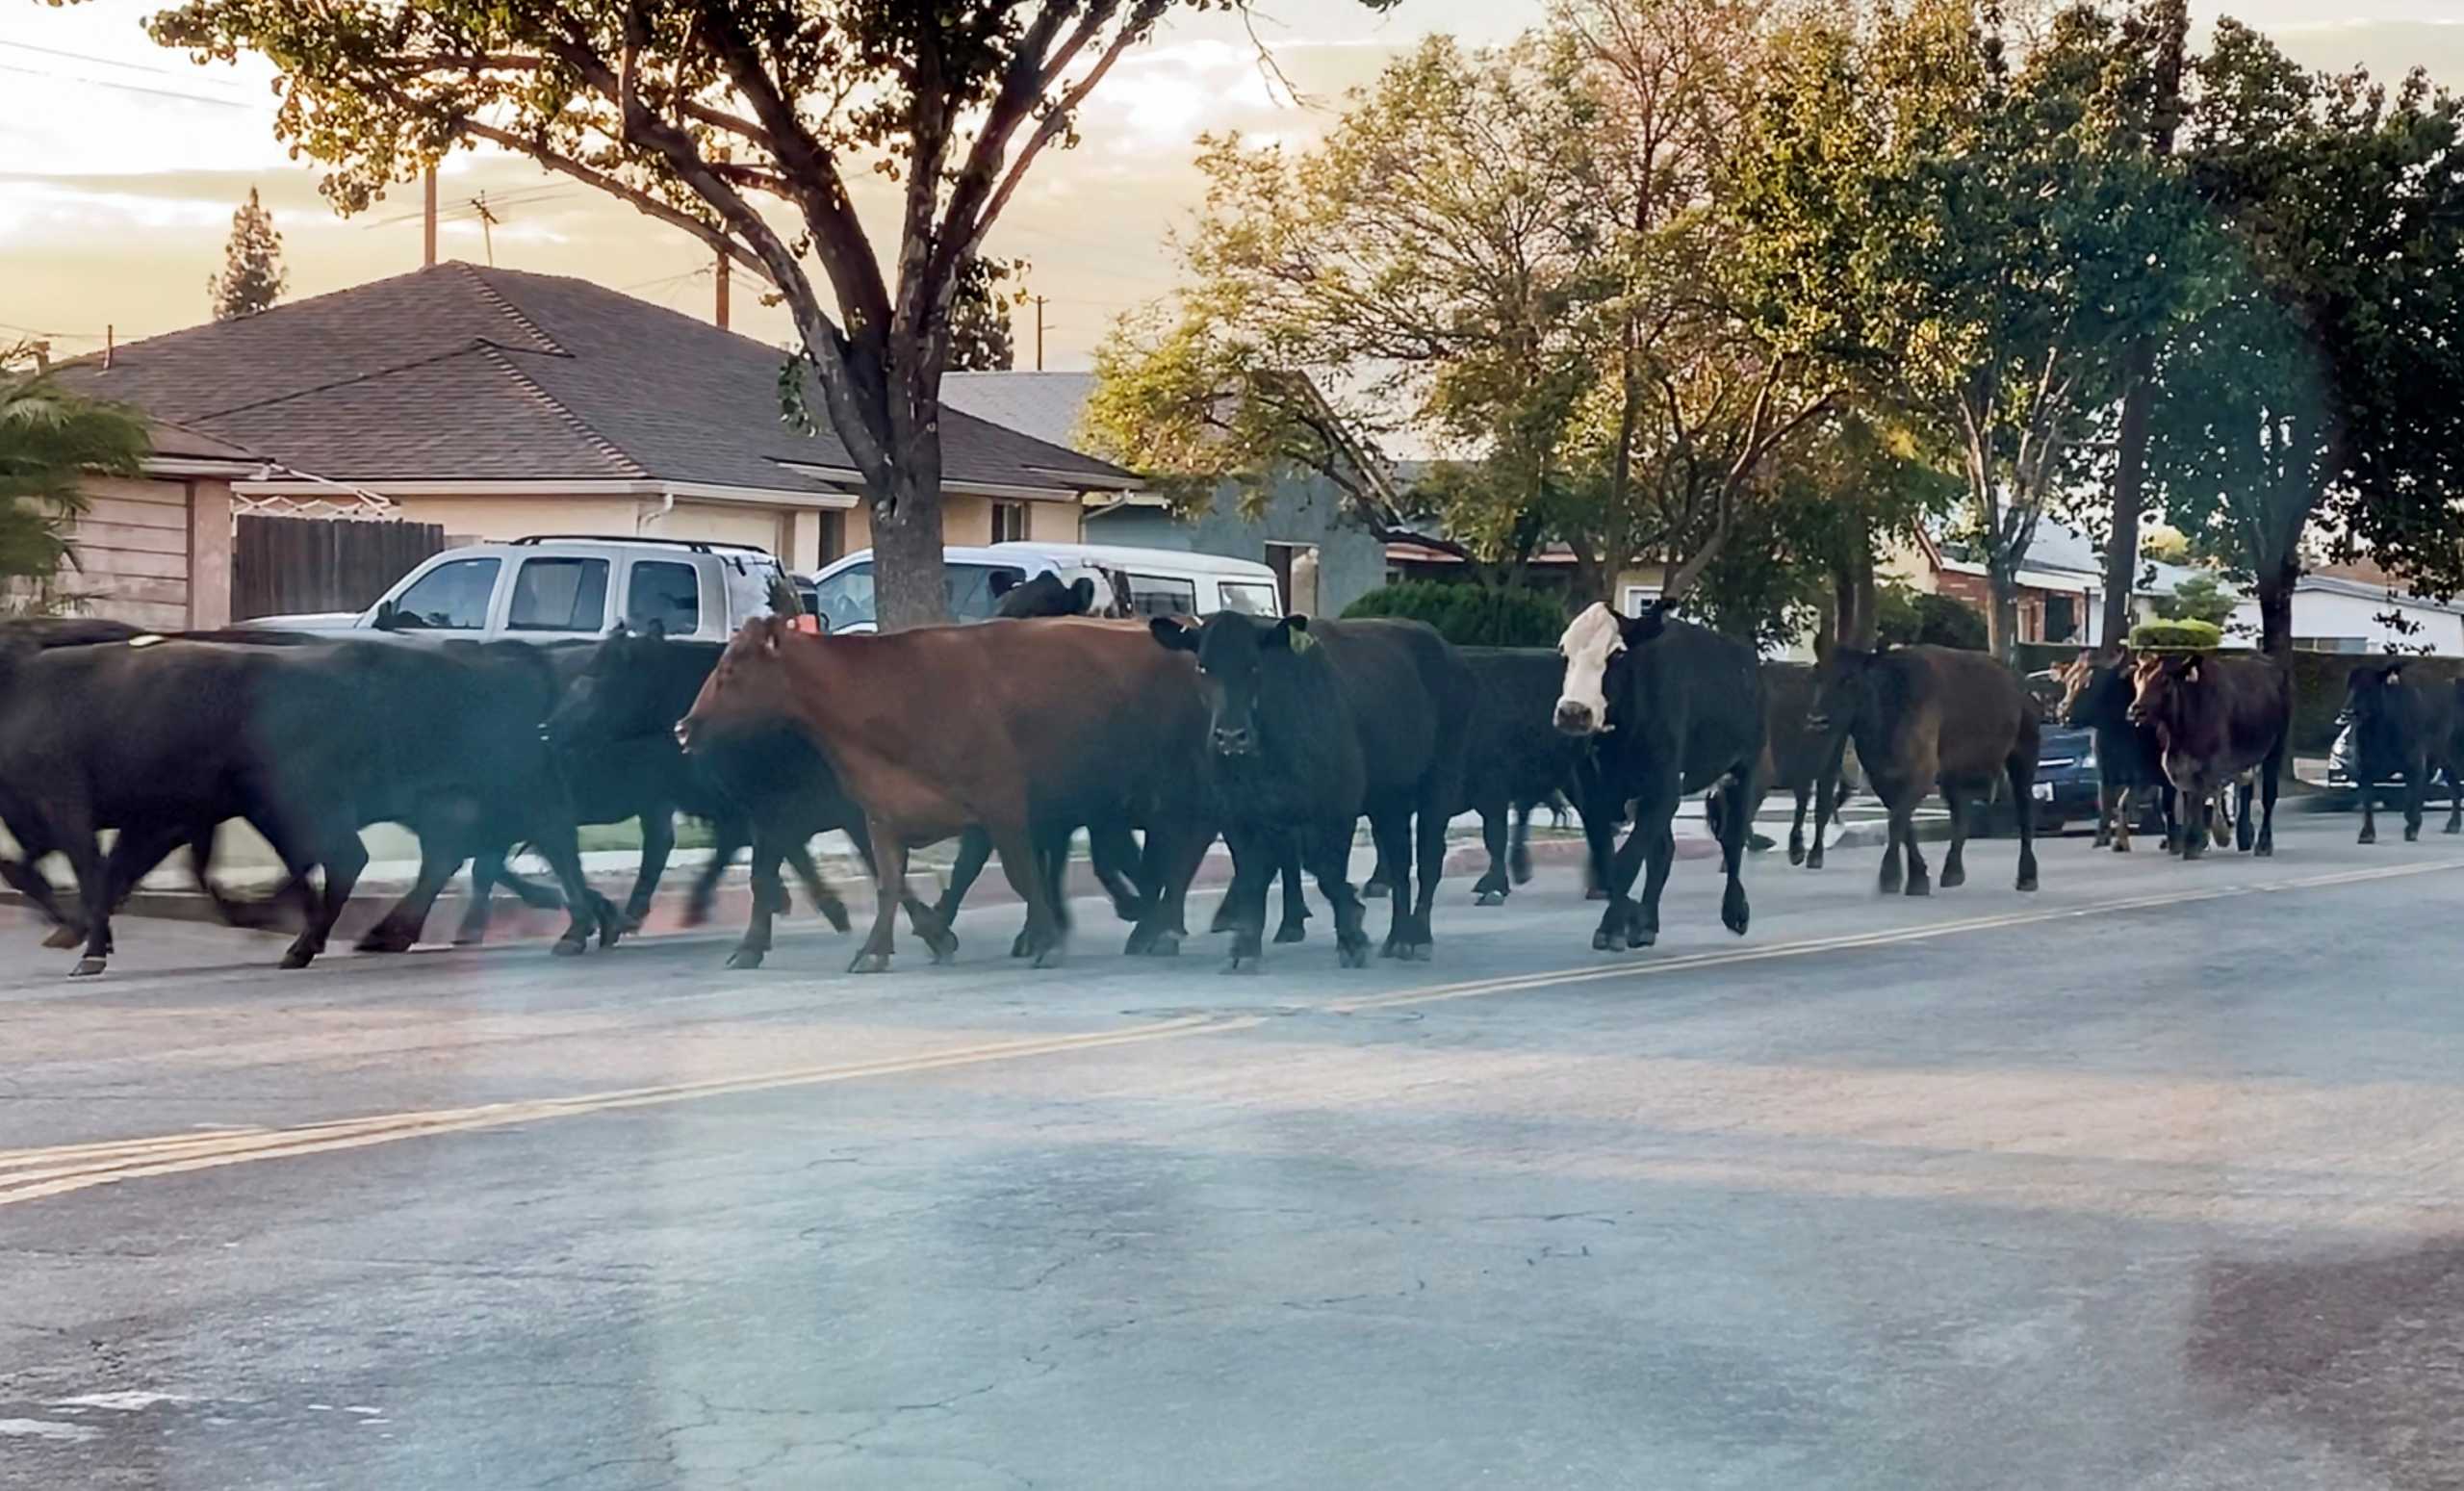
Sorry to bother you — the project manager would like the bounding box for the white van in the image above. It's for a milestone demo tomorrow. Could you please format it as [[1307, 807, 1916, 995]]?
[[805, 541, 1282, 634]]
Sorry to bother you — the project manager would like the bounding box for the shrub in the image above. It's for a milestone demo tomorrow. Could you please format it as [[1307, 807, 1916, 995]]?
[[1874, 585, 1989, 651], [1341, 580, 1567, 648], [2128, 618, 2224, 652]]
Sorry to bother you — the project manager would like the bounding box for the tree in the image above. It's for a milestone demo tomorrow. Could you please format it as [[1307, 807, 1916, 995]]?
[[2150, 571, 2234, 627], [1730, 0, 2215, 660], [145, 0, 1391, 630], [2143, 23, 2464, 656], [0, 343, 150, 612], [1872, 581, 1988, 651], [946, 256, 1020, 373], [1090, 21, 1833, 604], [208, 185, 289, 321]]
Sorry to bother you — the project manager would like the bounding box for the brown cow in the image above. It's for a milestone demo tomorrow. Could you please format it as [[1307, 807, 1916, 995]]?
[[2125, 652, 2291, 859], [1806, 645, 2040, 896], [678, 616, 1208, 972]]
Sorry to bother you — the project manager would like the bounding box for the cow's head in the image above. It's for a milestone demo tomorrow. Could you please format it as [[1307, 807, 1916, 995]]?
[[1148, 609, 1312, 759], [1805, 646, 1882, 736], [2125, 652, 2200, 728], [546, 620, 667, 747], [1553, 602, 1663, 736], [993, 572, 1099, 620], [2058, 647, 2132, 730], [676, 615, 799, 753]]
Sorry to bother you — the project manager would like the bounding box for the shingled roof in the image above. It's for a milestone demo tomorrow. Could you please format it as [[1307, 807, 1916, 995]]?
[[60, 262, 1136, 500]]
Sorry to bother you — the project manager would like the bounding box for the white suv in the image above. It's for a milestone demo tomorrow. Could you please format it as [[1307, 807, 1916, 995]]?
[[805, 541, 1282, 634], [252, 536, 793, 645]]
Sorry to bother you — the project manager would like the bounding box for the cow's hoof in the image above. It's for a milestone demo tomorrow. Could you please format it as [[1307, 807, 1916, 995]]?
[[2445, 820, 2461, 835], [1273, 921, 1307, 944], [619, 909, 649, 935], [1032, 943, 1065, 969], [2405, 827, 2422, 842], [551, 938, 587, 958], [1474, 889, 1505, 908], [849, 951, 891, 974], [68, 956, 106, 978], [1787, 844, 1806, 866], [1130, 930, 1180, 958], [1721, 887, 1750, 938], [2016, 872, 2040, 892], [1361, 881, 1390, 900], [1626, 927, 1657, 950], [2112, 839, 2130, 853], [1009, 932, 1030, 959], [1585, 887, 1610, 901], [1939, 865, 1965, 889], [1877, 874, 1902, 896], [725, 947, 766, 970], [680, 901, 710, 930], [279, 944, 317, 969], [1397, 941, 1432, 962], [928, 937, 959, 965], [40, 925, 82, 950], [356, 929, 415, 954], [2254, 842, 2273, 859], [1222, 956, 1262, 975], [450, 932, 485, 948], [1208, 906, 1236, 935], [1904, 877, 1931, 897], [1747, 833, 1776, 854], [1337, 941, 1369, 969], [1805, 852, 1825, 871], [1509, 851, 1532, 886]]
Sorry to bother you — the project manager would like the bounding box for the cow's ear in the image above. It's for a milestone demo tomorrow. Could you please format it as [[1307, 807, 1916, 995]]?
[[1149, 616, 1199, 653], [1621, 604, 1667, 648], [640, 618, 666, 644], [1270, 615, 1315, 653], [2384, 662, 2405, 683]]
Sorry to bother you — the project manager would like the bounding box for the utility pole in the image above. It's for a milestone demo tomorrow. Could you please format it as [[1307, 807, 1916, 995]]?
[[470, 192, 498, 268], [715, 248, 731, 330], [422, 167, 437, 268], [1032, 295, 1048, 372]]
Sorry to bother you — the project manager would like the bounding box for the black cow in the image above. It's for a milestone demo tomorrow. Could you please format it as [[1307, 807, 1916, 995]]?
[[2340, 661, 2464, 843], [2055, 650, 2178, 853], [992, 572, 1102, 619], [1150, 613, 1472, 969], [1553, 603, 1763, 950], [0, 635, 376, 975]]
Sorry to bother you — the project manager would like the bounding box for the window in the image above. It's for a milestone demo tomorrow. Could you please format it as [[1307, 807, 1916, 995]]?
[[2043, 594, 2078, 645], [2296, 636, 2368, 654], [949, 564, 1028, 622], [816, 511, 846, 568], [1124, 573, 1199, 618], [1218, 581, 1281, 617], [810, 561, 876, 631], [507, 557, 610, 632], [627, 560, 700, 635], [1622, 585, 1662, 617], [388, 557, 500, 630], [990, 501, 1030, 544]]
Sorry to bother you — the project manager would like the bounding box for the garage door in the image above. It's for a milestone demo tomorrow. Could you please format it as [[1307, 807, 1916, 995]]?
[[651, 502, 786, 555]]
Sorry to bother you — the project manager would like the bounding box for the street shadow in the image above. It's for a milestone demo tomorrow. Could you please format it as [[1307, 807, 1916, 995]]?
[[2191, 1241, 2464, 1490]]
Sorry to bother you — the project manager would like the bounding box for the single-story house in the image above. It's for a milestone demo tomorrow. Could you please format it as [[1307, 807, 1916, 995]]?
[[2220, 561, 2464, 655], [937, 370, 1387, 617], [1892, 518, 2210, 650], [58, 262, 1139, 580], [45, 419, 258, 631]]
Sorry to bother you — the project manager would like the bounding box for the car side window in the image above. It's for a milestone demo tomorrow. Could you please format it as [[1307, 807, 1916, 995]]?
[[507, 557, 611, 632], [811, 562, 876, 631], [949, 565, 1027, 622], [1125, 573, 1198, 618], [628, 560, 701, 635], [389, 557, 500, 630]]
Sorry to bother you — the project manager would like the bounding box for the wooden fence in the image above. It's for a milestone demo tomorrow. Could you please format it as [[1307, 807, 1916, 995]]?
[[232, 515, 444, 621]]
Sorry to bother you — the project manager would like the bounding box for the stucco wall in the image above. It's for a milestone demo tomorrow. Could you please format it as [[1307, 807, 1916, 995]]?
[[2226, 587, 2464, 655], [383, 495, 644, 546], [1084, 472, 1384, 617], [1028, 499, 1082, 543], [187, 476, 233, 629]]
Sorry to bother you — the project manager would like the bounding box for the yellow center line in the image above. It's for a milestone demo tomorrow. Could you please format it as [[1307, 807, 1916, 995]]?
[[7, 855, 2460, 1209]]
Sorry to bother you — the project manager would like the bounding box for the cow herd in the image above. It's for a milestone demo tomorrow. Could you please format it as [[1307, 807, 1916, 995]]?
[[0, 599, 2456, 982]]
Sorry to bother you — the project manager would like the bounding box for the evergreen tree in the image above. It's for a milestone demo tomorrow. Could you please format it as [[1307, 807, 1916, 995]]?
[[208, 187, 288, 321], [946, 257, 1019, 373]]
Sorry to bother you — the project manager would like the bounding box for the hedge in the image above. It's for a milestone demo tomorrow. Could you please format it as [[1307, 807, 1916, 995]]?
[[1340, 581, 1567, 648], [2010, 641, 2464, 755]]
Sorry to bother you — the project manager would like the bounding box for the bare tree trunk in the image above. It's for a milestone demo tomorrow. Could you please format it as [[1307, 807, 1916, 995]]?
[[1842, 506, 1878, 650], [2102, 338, 2154, 650], [2257, 556, 2297, 659], [870, 449, 949, 632], [1987, 564, 2022, 663]]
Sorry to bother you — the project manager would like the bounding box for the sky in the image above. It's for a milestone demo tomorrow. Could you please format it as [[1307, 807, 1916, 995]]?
[[4, 1, 2462, 372]]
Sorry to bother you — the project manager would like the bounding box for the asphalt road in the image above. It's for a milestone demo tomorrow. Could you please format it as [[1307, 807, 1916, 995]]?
[[8, 817, 2464, 1490]]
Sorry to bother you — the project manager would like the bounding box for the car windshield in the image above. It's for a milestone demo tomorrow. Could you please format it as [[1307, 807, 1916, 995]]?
[[1217, 580, 1281, 616], [808, 561, 1025, 629]]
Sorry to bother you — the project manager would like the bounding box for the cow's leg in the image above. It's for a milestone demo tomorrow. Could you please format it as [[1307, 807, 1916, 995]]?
[[1214, 830, 1287, 935], [1581, 795, 1627, 918], [492, 866, 566, 911], [1371, 810, 1415, 958], [1274, 830, 1312, 943], [2004, 753, 2040, 891], [728, 832, 784, 970], [1806, 769, 1836, 871], [1626, 787, 1681, 950], [1218, 823, 1275, 973], [1404, 791, 1449, 960], [453, 849, 501, 945], [291, 826, 369, 969], [2157, 784, 2179, 856], [1787, 785, 1810, 866], [1473, 801, 1511, 906], [2447, 758, 2463, 835], [1304, 817, 1371, 969], [2402, 758, 2426, 842], [851, 820, 917, 974], [523, 823, 616, 956], [936, 826, 995, 932], [1873, 776, 1908, 894], [782, 838, 849, 933], [684, 815, 744, 929], [2255, 741, 2282, 858], [1362, 835, 1393, 900], [2232, 773, 2256, 852], [1714, 767, 1753, 937], [1088, 819, 1145, 924], [2358, 776, 2381, 842], [1936, 776, 1970, 890], [622, 809, 676, 930], [2180, 776, 2211, 861], [1, 844, 81, 945], [1510, 800, 1539, 885], [57, 812, 114, 978], [358, 837, 462, 953], [1126, 821, 1210, 956], [1008, 823, 1072, 960]]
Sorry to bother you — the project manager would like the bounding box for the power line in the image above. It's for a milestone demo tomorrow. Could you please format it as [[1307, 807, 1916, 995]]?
[[0, 37, 249, 88], [362, 183, 582, 228], [0, 59, 262, 110]]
